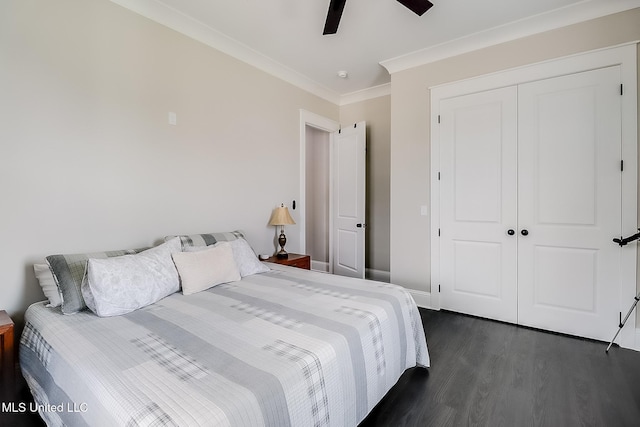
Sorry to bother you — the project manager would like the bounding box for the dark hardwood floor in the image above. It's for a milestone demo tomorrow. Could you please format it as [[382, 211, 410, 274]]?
[[4, 308, 640, 426], [360, 308, 640, 427], [0, 364, 45, 427]]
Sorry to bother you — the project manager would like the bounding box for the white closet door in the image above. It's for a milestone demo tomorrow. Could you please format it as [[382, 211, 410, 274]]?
[[517, 66, 622, 341], [439, 87, 518, 323]]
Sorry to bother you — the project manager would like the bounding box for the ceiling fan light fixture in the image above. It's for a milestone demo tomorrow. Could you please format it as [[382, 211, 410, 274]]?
[[323, 0, 433, 35], [323, 0, 347, 35], [396, 0, 434, 16]]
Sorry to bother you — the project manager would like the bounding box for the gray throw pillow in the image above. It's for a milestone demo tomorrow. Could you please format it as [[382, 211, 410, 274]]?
[[166, 230, 246, 250]]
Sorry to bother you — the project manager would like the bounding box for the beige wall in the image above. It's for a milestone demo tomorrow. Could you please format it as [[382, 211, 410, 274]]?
[[341, 95, 392, 273], [0, 0, 338, 325], [390, 8, 640, 293]]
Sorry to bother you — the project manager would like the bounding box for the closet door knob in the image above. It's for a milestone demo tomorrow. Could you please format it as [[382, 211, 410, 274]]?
[[521, 229, 529, 236], [507, 229, 515, 236]]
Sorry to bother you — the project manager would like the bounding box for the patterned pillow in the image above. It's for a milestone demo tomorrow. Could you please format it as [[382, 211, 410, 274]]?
[[228, 239, 270, 277], [82, 238, 182, 317], [46, 246, 148, 314], [166, 230, 246, 250]]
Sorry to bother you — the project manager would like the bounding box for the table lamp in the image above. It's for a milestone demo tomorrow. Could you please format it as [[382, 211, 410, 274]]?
[[269, 204, 295, 259]]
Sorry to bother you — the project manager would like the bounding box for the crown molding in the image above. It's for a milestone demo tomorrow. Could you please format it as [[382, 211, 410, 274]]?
[[109, 0, 341, 105], [339, 83, 391, 106], [380, 0, 640, 74]]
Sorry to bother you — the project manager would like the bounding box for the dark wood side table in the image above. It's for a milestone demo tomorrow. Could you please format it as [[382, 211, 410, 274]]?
[[265, 253, 311, 270], [0, 310, 15, 390]]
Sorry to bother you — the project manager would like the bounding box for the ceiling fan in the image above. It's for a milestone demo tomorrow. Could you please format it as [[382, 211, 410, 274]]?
[[323, 0, 434, 35]]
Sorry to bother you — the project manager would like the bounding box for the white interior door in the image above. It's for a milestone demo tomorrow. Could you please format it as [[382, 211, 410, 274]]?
[[517, 67, 623, 341], [439, 87, 518, 323], [332, 122, 366, 278]]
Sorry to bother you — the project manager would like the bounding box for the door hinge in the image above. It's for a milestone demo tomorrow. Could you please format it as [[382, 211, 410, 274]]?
[[621, 160, 624, 171], [620, 84, 624, 95], [438, 284, 441, 293], [437, 115, 441, 124], [438, 172, 441, 180], [438, 228, 441, 237]]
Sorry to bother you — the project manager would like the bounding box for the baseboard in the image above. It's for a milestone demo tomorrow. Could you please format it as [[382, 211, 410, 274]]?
[[635, 328, 640, 351], [311, 260, 329, 273], [365, 268, 391, 283], [361, 270, 432, 309], [408, 290, 432, 309]]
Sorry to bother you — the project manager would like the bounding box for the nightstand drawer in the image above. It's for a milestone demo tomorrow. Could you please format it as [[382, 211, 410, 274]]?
[[285, 256, 311, 270]]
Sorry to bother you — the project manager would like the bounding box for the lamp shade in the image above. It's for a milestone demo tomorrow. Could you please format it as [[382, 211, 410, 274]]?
[[269, 205, 295, 226]]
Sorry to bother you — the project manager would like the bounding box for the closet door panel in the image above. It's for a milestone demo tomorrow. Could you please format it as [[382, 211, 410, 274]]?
[[517, 66, 622, 341], [439, 87, 518, 323]]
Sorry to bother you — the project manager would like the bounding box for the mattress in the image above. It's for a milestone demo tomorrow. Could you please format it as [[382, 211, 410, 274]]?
[[20, 264, 429, 426]]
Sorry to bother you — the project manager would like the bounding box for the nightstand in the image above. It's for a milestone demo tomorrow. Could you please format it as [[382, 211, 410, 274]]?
[[265, 253, 311, 270], [0, 310, 14, 390]]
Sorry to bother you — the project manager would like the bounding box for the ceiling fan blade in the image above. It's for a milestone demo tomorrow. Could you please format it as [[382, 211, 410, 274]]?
[[397, 0, 434, 16], [323, 0, 347, 35]]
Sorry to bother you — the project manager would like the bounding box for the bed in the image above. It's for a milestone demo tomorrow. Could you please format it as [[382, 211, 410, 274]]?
[[20, 235, 429, 426]]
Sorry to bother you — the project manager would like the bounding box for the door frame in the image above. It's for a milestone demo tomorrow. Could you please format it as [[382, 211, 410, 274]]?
[[299, 110, 340, 272], [430, 44, 638, 349]]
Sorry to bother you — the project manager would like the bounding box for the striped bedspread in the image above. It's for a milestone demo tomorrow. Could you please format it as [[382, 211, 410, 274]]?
[[20, 264, 429, 426]]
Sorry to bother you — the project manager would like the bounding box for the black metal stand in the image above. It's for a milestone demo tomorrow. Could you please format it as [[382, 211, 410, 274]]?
[[613, 229, 640, 246], [606, 292, 640, 352], [605, 230, 640, 352]]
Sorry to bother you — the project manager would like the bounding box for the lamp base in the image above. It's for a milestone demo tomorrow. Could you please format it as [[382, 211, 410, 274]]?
[[276, 229, 288, 259]]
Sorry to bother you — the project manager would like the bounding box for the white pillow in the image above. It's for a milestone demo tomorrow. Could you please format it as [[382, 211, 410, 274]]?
[[81, 237, 181, 317], [185, 238, 269, 277], [173, 242, 241, 295], [34, 263, 62, 307], [229, 238, 270, 276]]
